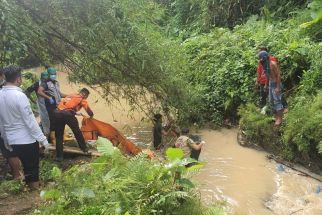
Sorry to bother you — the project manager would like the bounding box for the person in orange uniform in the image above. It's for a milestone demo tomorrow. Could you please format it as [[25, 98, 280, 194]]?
[[54, 88, 94, 161]]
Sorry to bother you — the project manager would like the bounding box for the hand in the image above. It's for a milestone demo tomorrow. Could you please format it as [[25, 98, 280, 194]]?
[[274, 87, 281, 95], [40, 139, 50, 154], [43, 145, 50, 154], [49, 97, 55, 105]]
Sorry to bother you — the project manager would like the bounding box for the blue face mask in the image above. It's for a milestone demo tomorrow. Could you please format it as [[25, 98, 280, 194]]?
[[50, 75, 56, 81]]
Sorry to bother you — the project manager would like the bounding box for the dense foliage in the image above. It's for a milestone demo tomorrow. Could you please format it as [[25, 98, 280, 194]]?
[[1, 0, 321, 168], [35, 139, 224, 215]]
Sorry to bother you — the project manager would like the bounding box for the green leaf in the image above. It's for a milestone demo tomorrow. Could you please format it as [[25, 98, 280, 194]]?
[[178, 178, 195, 188], [51, 167, 62, 179], [96, 137, 115, 155], [166, 148, 184, 161], [186, 163, 204, 171], [72, 188, 96, 198], [40, 189, 61, 200]]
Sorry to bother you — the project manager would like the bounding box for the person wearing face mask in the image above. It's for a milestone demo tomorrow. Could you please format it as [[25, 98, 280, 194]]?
[[0, 65, 49, 189], [25, 71, 50, 137], [256, 47, 288, 112], [37, 67, 66, 144], [258, 51, 284, 126]]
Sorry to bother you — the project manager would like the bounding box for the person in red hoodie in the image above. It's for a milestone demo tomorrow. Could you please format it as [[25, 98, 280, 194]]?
[[257, 47, 277, 109], [257, 47, 288, 111]]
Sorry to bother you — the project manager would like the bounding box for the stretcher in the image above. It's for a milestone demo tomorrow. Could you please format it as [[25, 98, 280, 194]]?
[[81, 117, 142, 156]]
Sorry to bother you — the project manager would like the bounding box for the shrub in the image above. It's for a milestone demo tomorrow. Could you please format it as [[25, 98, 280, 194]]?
[[0, 180, 24, 194], [282, 91, 322, 159], [36, 140, 225, 215], [238, 103, 275, 146]]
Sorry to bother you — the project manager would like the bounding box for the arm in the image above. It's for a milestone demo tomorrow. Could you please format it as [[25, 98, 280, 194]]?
[[191, 142, 204, 150], [81, 100, 94, 117], [85, 106, 94, 117], [59, 90, 67, 98], [271, 62, 281, 93], [18, 94, 48, 144], [38, 85, 51, 100], [256, 62, 261, 85]]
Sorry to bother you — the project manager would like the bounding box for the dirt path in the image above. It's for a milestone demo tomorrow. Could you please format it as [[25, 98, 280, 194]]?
[[0, 191, 40, 215]]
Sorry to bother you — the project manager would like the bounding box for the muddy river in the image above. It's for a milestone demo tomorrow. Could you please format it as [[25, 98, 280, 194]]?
[[34, 67, 322, 215]]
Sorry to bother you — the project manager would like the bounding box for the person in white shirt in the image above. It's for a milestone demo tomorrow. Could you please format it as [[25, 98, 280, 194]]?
[[0, 68, 22, 180], [0, 65, 49, 189]]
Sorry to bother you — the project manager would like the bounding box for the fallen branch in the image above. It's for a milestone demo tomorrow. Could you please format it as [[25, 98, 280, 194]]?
[[47, 145, 101, 157]]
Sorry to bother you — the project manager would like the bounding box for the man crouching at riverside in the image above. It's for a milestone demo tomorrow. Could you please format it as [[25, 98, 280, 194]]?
[[0, 65, 49, 189], [258, 51, 284, 126]]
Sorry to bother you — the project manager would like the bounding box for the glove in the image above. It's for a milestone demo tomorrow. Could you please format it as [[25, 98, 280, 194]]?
[[49, 97, 55, 105]]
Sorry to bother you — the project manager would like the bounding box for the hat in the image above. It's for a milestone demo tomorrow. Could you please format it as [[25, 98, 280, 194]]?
[[41, 71, 49, 79], [258, 51, 269, 63], [47, 67, 57, 75]]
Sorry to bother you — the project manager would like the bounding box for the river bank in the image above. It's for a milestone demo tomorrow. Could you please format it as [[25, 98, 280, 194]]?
[[1, 67, 321, 214]]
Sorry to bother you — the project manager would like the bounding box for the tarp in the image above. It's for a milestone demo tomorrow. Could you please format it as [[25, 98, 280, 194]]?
[[81, 117, 142, 156]]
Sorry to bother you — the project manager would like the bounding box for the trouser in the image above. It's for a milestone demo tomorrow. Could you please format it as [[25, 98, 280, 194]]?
[[37, 97, 50, 136], [259, 84, 268, 108], [11, 142, 39, 183], [269, 81, 284, 113], [45, 101, 57, 132], [54, 110, 87, 158]]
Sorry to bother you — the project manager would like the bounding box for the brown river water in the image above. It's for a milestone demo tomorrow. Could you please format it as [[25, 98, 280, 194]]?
[[31, 67, 322, 215]]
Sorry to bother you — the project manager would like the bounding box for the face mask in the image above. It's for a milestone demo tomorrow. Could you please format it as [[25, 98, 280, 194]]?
[[261, 60, 270, 77], [50, 75, 56, 81]]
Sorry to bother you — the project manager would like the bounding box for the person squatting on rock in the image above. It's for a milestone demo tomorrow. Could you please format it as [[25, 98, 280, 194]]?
[[54, 88, 94, 161], [0, 65, 49, 189], [175, 128, 204, 167], [258, 50, 284, 126], [37, 67, 66, 144]]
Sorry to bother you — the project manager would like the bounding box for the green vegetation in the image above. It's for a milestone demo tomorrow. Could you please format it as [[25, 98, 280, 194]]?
[[0, 179, 24, 194], [238, 104, 276, 146], [35, 140, 224, 215], [0, 0, 322, 212]]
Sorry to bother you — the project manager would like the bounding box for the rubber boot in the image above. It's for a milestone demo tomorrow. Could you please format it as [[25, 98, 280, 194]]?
[[50, 131, 56, 145], [63, 131, 73, 142], [28, 181, 39, 190]]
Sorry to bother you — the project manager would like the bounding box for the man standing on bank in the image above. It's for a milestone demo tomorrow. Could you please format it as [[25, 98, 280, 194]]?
[[258, 51, 284, 126], [54, 88, 94, 161], [0, 65, 49, 189]]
